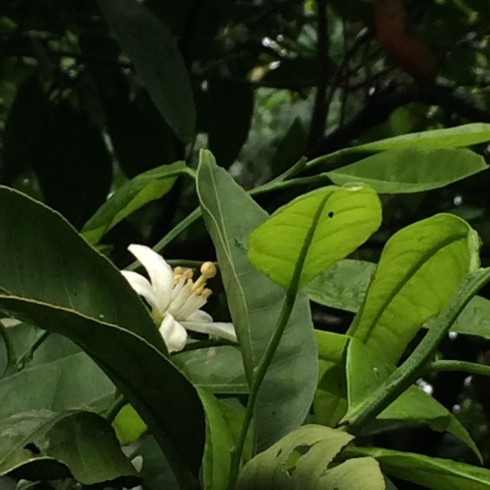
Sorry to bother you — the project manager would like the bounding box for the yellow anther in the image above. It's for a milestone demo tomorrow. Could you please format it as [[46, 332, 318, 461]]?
[[201, 261, 217, 279], [202, 288, 213, 299], [174, 266, 183, 276], [183, 269, 194, 280]]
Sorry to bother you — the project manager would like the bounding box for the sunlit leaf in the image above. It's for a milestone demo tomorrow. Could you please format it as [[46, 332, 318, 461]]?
[[248, 185, 382, 290], [348, 214, 480, 364], [237, 425, 384, 490]]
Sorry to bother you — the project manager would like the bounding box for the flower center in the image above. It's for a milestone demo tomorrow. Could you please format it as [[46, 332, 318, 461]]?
[[166, 261, 217, 321]]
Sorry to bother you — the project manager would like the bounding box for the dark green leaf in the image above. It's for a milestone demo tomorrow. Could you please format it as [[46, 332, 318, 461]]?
[[0, 185, 161, 347], [0, 296, 205, 486], [347, 446, 490, 490], [82, 161, 190, 245], [0, 410, 139, 487], [326, 148, 488, 193], [98, 0, 195, 142]]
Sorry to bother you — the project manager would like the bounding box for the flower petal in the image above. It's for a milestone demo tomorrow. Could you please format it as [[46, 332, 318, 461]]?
[[121, 271, 159, 310], [186, 310, 213, 323], [159, 314, 188, 352], [182, 319, 237, 343], [127, 244, 174, 312]]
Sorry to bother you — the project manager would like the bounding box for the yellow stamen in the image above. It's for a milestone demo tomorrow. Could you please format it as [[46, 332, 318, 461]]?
[[202, 288, 213, 299]]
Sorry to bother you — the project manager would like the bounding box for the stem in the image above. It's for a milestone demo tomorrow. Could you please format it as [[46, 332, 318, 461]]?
[[340, 267, 490, 434], [226, 289, 298, 490], [10, 330, 51, 374], [429, 360, 490, 377], [105, 392, 126, 423]]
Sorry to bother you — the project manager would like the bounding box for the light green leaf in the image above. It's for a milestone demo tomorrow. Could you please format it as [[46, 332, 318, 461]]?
[[345, 339, 481, 459], [197, 150, 317, 451], [237, 425, 384, 490], [326, 148, 488, 193], [348, 214, 480, 365], [347, 446, 490, 490], [248, 185, 382, 289], [200, 391, 249, 490], [352, 123, 490, 152], [0, 298, 204, 486], [82, 161, 190, 245], [98, 0, 195, 142], [0, 410, 139, 486], [113, 404, 148, 445]]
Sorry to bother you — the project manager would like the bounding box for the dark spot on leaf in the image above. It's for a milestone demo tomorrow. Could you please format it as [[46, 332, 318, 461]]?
[[276, 449, 282, 457], [328, 211, 334, 218], [24, 442, 41, 455]]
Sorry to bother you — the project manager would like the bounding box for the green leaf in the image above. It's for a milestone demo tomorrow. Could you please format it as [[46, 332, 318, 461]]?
[[201, 391, 249, 490], [0, 352, 115, 419], [98, 0, 195, 142], [197, 150, 318, 451], [0, 186, 162, 348], [82, 161, 190, 245], [347, 446, 490, 490], [113, 404, 148, 445], [352, 123, 490, 152], [237, 425, 385, 490], [248, 185, 382, 290], [348, 214, 480, 365], [326, 148, 488, 194], [345, 339, 481, 459], [306, 260, 375, 313], [0, 410, 139, 487], [0, 296, 205, 487], [307, 260, 490, 340]]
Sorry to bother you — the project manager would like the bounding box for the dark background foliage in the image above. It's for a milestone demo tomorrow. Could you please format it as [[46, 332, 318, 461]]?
[[1, 1, 490, 487]]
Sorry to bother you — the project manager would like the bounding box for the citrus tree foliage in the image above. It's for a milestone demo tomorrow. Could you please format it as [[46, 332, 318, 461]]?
[[2, 1, 490, 489]]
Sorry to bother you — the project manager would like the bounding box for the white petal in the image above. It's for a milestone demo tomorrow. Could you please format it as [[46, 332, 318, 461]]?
[[121, 271, 159, 310], [127, 244, 174, 312], [182, 320, 237, 343], [159, 314, 188, 352], [186, 310, 213, 323]]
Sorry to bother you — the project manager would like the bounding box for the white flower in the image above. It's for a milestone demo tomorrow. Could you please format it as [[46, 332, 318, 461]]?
[[122, 244, 237, 353]]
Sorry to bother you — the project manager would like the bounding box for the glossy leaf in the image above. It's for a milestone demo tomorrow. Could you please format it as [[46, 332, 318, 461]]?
[[0, 185, 162, 348], [98, 0, 195, 142], [352, 123, 490, 152], [0, 410, 139, 486], [326, 148, 488, 193], [82, 161, 190, 245], [345, 339, 480, 459], [197, 150, 318, 451], [348, 214, 480, 364], [0, 296, 205, 486], [348, 446, 490, 490], [248, 185, 382, 290], [237, 425, 384, 490]]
